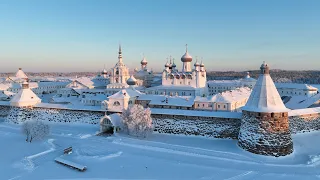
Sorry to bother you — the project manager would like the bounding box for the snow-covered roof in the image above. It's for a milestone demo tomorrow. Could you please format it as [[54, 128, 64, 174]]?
[[242, 62, 289, 113], [194, 87, 252, 103], [103, 113, 122, 127], [0, 82, 12, 91], [107, 83, 129, 89], [288, 107, 320, 117], [35, 102, 105, 112], [109, 87, 143, 99], [275, 83, 318, 91], [150, 108, 242, 119], [147, 85, 196, 91], [147, 95, 195, 107], [15, 68, 28, 79], [207, 80, 243, 87], [69, 77, 95, 89], [50, 96, 80, 104], [10, 83, 41, 107], [81, 94, 106, 101], [285, 93, 320, 110]]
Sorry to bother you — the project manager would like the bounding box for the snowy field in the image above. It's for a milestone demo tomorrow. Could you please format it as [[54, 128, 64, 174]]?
[[0, 121, 320, 180]]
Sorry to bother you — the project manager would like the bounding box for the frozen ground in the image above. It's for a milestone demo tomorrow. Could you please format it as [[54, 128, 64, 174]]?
[[0, 122, 319, 180]]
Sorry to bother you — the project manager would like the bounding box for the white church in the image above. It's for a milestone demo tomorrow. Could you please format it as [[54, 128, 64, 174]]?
[[146, 45, 207, 97]]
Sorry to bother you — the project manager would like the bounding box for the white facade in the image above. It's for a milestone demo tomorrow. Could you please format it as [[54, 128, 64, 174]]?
[[207, 72, 257, 95], [147, 46, 207, 97], [276, 83, 318, 98], [194, 87, 251, 112]]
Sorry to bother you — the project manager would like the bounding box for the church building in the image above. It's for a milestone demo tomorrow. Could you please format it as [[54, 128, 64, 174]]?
[[146, 45, 207, 97]]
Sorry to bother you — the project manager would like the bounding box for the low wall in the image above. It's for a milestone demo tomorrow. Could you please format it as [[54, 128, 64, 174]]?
[[1, 104, 320, 139], [151, 114, 241, 139], [3, 106, 104, 125], [289, 115, 320, 134]]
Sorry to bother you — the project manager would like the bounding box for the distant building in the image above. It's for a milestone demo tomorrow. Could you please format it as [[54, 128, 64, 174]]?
[[207, 72, 257, 95], [133, 56, 154, 88], [103, 76, 142, 112]]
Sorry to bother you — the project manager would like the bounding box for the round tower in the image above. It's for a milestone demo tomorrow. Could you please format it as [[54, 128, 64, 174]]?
[[238, 62, 293, 157]]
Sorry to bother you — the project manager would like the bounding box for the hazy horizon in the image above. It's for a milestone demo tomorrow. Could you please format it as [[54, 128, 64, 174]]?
[[0, 0, 319, 72]]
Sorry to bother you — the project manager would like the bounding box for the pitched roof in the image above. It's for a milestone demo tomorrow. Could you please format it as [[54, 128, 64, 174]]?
[[10, 88, 41, 106], [15, 68, 28, 79]]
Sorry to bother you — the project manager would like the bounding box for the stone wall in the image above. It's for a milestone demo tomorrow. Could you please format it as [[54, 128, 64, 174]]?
[[289, 115, 320, 134], [151, 114, 241, 139], [4, 106, 104, 125], [238, 111, 293, 157], [0, 105, 10, 118]]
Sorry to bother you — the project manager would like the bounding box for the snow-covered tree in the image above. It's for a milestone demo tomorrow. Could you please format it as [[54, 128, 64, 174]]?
[[121, 104, 153, 138], [22, 120, 50, 142]]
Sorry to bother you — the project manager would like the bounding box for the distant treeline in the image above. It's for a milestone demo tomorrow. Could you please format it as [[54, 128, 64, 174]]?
[[207, 70, 320, 84]]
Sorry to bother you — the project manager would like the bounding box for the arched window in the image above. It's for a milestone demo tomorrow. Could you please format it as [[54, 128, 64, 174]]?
[[113, 101, 120, 106], [128, 100, 133, 104]]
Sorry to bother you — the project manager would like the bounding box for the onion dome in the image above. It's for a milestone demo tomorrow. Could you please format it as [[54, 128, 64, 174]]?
[[141, 57, 148, 65], [172, 59, 176, 68], [102, 69, 108, 75], [127, 75, 137, 86], [181, 44, 192, 62], [200, 61, 204, 67], [194, 59, 200, 66], [260, 61, 270, 74], [165, 61, 170, 68]]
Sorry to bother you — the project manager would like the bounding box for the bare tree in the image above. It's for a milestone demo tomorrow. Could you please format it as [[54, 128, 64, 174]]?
[[22, 120, 50, 143], [121, 104, 153, 138]]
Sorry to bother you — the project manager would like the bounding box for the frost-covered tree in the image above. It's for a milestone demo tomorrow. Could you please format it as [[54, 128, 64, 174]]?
[[121, 104, 153, 138], [22, 120, 50, 142]]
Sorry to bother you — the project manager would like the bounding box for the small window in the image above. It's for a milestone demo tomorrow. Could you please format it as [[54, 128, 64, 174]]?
[[113, 101, 120, 106]]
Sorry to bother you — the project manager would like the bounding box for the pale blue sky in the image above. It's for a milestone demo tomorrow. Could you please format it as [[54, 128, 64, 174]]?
[[0, 0, 319, 72]]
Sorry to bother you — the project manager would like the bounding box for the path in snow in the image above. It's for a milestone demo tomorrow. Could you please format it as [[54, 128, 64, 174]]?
[[110, 136, 320, 175]]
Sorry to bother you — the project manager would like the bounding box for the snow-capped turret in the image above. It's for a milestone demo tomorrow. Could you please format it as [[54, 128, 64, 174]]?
[[10, 80, 41, 107], [238, 62, 293, 157], [242, 62, 288, 113]]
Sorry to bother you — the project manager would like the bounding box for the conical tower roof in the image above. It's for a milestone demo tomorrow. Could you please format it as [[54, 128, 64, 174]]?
[[242, 62, 289, 113], [15, 68, 28, 79], [10, 81, 41, 107]]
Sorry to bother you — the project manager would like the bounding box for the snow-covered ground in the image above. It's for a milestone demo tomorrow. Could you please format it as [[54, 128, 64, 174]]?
[[0, 121, 320, 180]]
